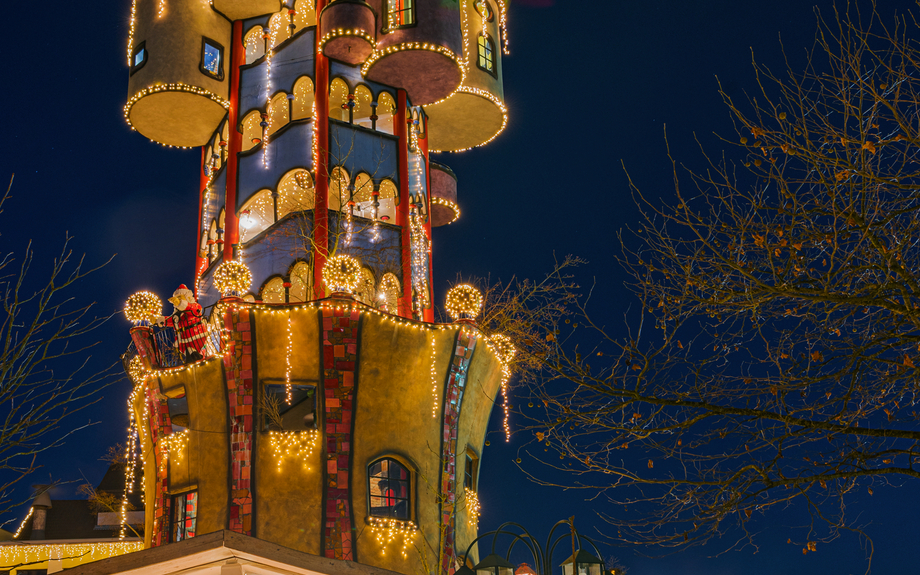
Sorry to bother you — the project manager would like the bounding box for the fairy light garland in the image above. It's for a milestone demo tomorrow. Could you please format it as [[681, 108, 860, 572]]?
[[409, 205, 431, 316], [12, 507, 33, 539], [430, 334, 439, 417], [269, 430, 318, 472], [488, 334, 516, 442], [322, 254, 362, 293], [361, 43, 467, 88], [124, 291, 162, 326], [262, 23, 277, 169], [464, 487, 481, 527], [124, 84, 230, 136], [126, 0, 139, 66], [445, 284, 483, 321], [431, 197, 460, 224], [157, 429, 189, 472], [213, 260, 253, 297], [197, 153, 218, 296], [319, 28, 375, 53], [0, 541, 144, 570], [157, 0, 166, 18], [429, 86, 508, 153], [285, 315, 294, 404], [368, 517, 418, 558]]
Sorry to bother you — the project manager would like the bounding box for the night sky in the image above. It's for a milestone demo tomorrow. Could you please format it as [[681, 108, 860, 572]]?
[[0, 1, 916, 573]]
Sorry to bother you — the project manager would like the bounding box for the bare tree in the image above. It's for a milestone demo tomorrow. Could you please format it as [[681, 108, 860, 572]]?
[[0, 176, 117, 525], [488, 2, 920, 567]]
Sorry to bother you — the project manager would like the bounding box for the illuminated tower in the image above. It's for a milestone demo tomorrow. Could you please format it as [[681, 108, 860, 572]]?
[[121, 1, 512, 575]]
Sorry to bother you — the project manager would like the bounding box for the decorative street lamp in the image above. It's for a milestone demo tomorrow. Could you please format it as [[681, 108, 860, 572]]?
[[475, 554, 516, 575], [457, 518, 605, 575]]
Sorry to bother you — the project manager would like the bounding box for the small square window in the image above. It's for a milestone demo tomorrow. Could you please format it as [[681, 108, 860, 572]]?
[[170, 491, 198, 542], [200, 38, 224, 80], [261, 383, 316, 431], [130, 42, 147, 75]]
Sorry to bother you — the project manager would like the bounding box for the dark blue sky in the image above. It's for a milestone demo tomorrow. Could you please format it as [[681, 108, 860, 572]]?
[[0, 1, 916, 573]]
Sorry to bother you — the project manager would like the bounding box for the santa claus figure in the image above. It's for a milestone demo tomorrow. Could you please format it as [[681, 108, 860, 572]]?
[[156, 284, 209, 363]]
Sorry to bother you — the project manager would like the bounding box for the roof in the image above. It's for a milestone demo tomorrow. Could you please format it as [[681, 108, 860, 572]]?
[[65, 531, 411, 575]]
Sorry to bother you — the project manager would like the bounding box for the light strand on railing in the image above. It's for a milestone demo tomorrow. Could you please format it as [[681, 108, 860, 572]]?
[[430, 334, 439, 417], [285, 315, 294, 404]]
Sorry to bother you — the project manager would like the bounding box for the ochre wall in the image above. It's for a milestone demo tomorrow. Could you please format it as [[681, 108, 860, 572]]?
[[135, 301, 505, 575]]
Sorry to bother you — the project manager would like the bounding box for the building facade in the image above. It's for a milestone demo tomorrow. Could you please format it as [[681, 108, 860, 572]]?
[[114, 2, 513, 575]]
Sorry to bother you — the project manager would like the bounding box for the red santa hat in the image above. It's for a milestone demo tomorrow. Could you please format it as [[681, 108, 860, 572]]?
[[174, 284, 194, 300]]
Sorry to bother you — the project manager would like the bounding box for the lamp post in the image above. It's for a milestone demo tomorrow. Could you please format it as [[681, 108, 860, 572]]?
[[457, 519, 605, 575]]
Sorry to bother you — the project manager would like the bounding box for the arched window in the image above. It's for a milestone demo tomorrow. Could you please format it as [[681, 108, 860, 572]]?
[[268, 92, 290, 136], [261, 277, 286, 304], [208, 219, 219, 262], [278, 169, 314, 218], [292, 77, 314, 121], [241, 110, 263, 152], [379, 273, 400, 313], [329, 167, 350, 212], [368, 458, 410, 520], [240, 189, 275, 243], [355, 268, 376, 305], [353, 85, 374, 129], [353, 173, 374, 219], [477, 34, 496, 75], [269, 12, 291, 48], [329, 78, 350, 122], [376, 92, 396, 135], [218, 208, 226, 246], [244, 26, 266, 64], [294, 0, 316, 31], [377, 179, 398, 223], [384, 0, 415, 30], [289, 261, 312, 303]]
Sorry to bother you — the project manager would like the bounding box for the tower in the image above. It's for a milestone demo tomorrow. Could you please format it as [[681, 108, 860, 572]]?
[[120, 2, 512, 575]]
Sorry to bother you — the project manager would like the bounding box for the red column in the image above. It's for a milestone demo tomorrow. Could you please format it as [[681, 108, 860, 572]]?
[[224, 20, 244, 261], [419, 118, 434, 323], [313, 0, 330, 299], [396, 90, 412, 319], [195, 147, 209, 287]]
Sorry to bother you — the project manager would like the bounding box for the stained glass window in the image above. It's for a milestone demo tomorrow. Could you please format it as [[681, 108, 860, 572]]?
[[171, 491, 198, 542], [368, 458, 410, 519]]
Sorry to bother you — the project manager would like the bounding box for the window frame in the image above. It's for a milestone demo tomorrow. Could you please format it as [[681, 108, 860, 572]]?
[[476, 33, 497, 77], [383, 0, 417, 32], [130, 41, 147, 76], [463, 450, 479, 491], [169, 490, 199, 543], [199, 37, 225, 80], [367, 457, 413, 521]]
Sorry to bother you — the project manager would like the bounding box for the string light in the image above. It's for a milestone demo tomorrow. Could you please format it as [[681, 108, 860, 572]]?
[[445, 284, 483, 321], [322, 254, 361, 293], [269, 430, 318, 472], [319, 28, 375, 53], [0, 542, 143, 571], [488, 334, 516, 442], [197, 145, 220, 296], [124, 84, 230, 136], [127, 356, 151, 385], [368, 517, 418, 558], [262, 24, 276, 169], [430, 334, 439, 417], [464, 487, 481, 527], [431, 197, 460, 224], [409, 205, 431, 317], [124, 291, 162, 326], [362, 43, 466, 89], [12, 507, 33, 539], [126, 0, 139, 66], [157, 429, 189, 472], [285, 315, 294, 404], [157, 0, 166, 18], [213, 260, 253, 297]]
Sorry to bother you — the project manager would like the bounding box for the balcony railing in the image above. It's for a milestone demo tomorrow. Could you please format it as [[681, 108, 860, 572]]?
[[122, 305, 224, 374]]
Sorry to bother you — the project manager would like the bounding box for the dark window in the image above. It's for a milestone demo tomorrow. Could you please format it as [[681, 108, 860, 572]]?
[[477, 34, 495, 75], [167, 395, 189, 432], [368, 458, 410, 520], [170, 491, 198, 542], [385, 0, 415, 30], [262, 383, 316, 431], [464, 453, 477, 490], [200, 38, 224, 79], [130, 42, 147, 75]]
